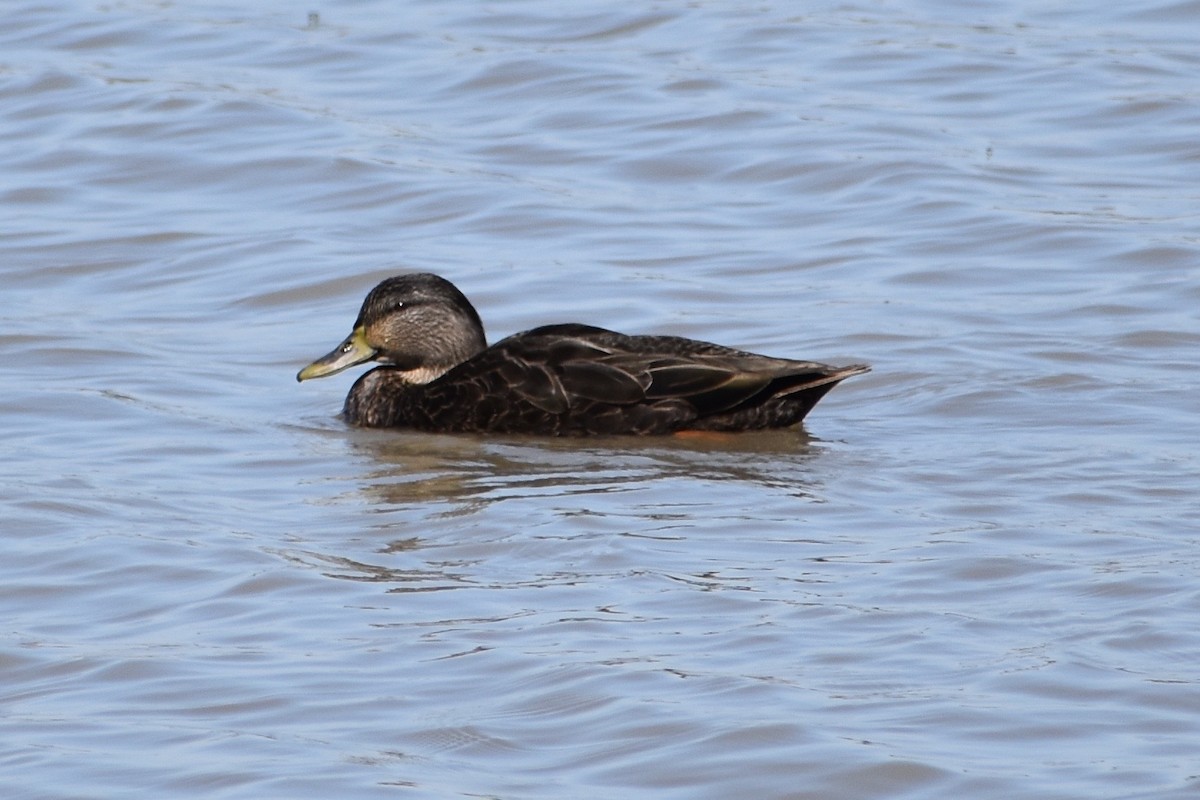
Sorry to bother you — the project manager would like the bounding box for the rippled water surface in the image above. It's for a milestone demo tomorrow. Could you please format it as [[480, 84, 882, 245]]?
[[3, 1, 1199, 797]]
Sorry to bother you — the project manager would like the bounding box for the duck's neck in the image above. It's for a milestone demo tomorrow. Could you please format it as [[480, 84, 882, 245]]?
[[393, 364, 457, 385]]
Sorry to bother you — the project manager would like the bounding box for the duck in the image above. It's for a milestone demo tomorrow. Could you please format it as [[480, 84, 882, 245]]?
[[297, 273, 868, 435]]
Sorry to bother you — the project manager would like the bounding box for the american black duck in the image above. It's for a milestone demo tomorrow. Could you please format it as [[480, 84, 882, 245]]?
[[297, 273, 868, 435]]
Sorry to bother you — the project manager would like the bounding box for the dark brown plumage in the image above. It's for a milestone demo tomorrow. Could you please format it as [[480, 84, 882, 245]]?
[[297, 273, 868, 435]]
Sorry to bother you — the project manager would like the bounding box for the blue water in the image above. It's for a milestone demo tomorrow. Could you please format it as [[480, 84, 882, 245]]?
[[2, 1, 1199, 798]]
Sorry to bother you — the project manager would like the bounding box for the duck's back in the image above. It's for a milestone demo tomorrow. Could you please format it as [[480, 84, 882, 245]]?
[[343, 324, 867, 435]]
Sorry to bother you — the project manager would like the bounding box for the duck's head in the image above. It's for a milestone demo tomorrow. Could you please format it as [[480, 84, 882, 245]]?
[[297, 273, 487, 385]]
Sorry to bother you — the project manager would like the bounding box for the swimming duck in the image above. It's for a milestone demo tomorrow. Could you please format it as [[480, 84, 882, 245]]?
[[297, 273, 868, 435]]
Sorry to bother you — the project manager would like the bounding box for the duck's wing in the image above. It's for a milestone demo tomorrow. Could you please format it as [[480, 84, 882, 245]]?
[[474, 325, 648, 415], [405, 324, 863, 434], [490, 325, 862, 417]]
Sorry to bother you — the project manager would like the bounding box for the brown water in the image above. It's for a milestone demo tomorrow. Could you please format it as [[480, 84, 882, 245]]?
[[3, 2, 1199, 798]]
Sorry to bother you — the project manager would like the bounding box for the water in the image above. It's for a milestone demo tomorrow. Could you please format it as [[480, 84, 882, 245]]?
[[3, 1, 1199, 797]]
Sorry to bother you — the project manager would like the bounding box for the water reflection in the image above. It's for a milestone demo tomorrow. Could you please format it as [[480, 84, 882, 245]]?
[[348, 428, 829, 512], [284, 428, 838, 593], [272, 546, 472, 592]]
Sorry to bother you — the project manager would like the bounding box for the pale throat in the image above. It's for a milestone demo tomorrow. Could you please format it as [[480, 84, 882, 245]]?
[[394, 364, 454, 385]]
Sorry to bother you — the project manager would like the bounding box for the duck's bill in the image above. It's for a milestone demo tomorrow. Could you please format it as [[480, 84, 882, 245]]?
[[296, 327, 377, 381]]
